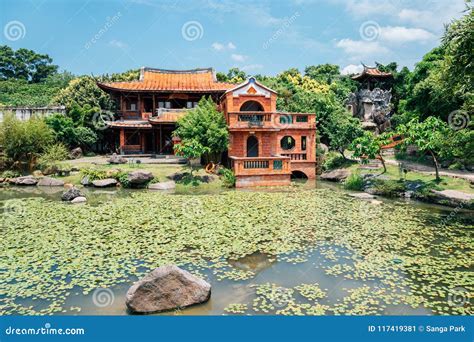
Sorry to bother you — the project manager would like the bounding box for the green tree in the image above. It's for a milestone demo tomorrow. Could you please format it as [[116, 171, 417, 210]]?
[[0, 114, 54, 170], [397, 117, 450, 181], [0, 45, 58, 82], [304, 64, 340, 83], [324, 108, 363, 159], [174, 140, 210, 175], [173, 97, 228, 163], [350, 131, 391, 173], [53, 76, 115, 111]]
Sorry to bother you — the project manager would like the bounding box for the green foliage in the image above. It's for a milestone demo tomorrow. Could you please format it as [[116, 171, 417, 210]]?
[[216, 68, 247, 83], [174, 97, 228, 163], [350, 132, 391, 172], [80, 168, 107, 181], [45, 113, 97, 149], [116, 171, 131, 188], [322, 152, 354, 171], [219, 168, 236, 188], [0, 45, 58, 83], [324, 108, 363, 158], [53, 76, 115, 111], [397, 117, 449, 180], [0, 73, 73, 106], [0, 114, 54, 169], [370, 179, 406, 197], [37, 143, 69, 171], [343, 173, 364, 191], [1, 170, 20, 178]]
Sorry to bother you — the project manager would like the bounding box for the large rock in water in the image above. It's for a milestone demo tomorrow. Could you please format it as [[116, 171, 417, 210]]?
[[148, 181, 176, 190], [126, 265, 211, 314], [320, 169, 350, 182], [37, 176, 64, 187], [61, 187, 84, 201], [92, 178, 118, 187], [127, 170, 154, 185], [9, 176, 38, 186]]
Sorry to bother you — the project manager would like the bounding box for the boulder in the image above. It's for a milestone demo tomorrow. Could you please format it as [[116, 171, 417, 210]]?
[[61, 187, 84, 201], [320, 169, 350, 182], [430, 190, 474, 205], [70, 147, 83, 159], [126, 265, 211, 314], [347, 192, 375, 199], [92, 178, 118, 187], [71, 196, 87, 204], [167, 171, 189, 181], [127, 170, 154, 185], [9, 176, 38, 186], [149, 181, 176, 190], [108, 153, 127, 164], [37, 177, 65, 187]]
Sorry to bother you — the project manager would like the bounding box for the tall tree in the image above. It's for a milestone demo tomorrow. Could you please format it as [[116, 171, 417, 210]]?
[[0, 45, 58, 82]]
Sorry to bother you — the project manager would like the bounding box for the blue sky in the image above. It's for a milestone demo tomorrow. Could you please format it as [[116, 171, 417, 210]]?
[[1, 0, 468, 76]]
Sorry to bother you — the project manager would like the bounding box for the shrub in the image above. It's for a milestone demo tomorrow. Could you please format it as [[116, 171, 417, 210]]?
[[0, 114, 54, 170], [37, 143, 69, 171], [219, 168, 236, 188], [116, 171, 131, 188], [370, 179, 406, 197], [80, 168, 107, 181], [343, 173, 364, 191], [1, 170, 20, 178], [322, 152, 355, 171]]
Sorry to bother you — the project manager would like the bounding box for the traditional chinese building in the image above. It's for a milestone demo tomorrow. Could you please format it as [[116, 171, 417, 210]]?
[[345, 64, 393, 133], [98, 67, 316, 187]]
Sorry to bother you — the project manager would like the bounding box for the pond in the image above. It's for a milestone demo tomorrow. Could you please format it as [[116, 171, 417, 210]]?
[[0, 181, 472, 316]]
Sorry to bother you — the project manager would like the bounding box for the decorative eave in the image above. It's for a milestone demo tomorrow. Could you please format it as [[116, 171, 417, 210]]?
[[107, 120, 152, 129], [224, 77, 277, 96]]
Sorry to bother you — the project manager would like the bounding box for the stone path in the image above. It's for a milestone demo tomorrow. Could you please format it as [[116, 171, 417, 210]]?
[[384, 159, 474, 183]]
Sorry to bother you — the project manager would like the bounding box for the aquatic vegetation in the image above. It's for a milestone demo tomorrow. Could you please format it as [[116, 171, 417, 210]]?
[[0, 188, 472, 315], [224, 303, 247, 314]]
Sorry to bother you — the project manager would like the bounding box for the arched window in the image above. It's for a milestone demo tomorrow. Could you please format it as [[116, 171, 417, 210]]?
[[247, 135, 259, 157], [240, 100, 264, 112], [280, 136, 295, 150]]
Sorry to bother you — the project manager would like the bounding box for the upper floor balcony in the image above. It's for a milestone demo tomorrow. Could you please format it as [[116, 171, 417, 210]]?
[[118, 108, 189, 123], [227, 112, 316, 130]]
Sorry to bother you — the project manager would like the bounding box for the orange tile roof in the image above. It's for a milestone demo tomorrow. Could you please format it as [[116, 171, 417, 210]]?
[[98, 68, 234, 93], [352, 65, 393, 80]]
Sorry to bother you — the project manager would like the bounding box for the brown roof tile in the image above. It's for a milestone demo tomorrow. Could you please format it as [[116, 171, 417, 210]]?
[[98, 68, 234, 93]]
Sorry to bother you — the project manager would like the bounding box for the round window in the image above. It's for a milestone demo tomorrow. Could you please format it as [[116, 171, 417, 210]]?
[[280, 136, 295, 150]]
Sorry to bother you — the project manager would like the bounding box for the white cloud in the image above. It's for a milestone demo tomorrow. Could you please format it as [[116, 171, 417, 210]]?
[[336, 38, 389, 56], [241, 64, 263, 72], [108, 39, 128, 49], [379, 26, 435, 43], [341, 64, 363, 75], [212, 41, 237, 51], [231, 54, 247, 62], [212, 42, 225, 51]]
